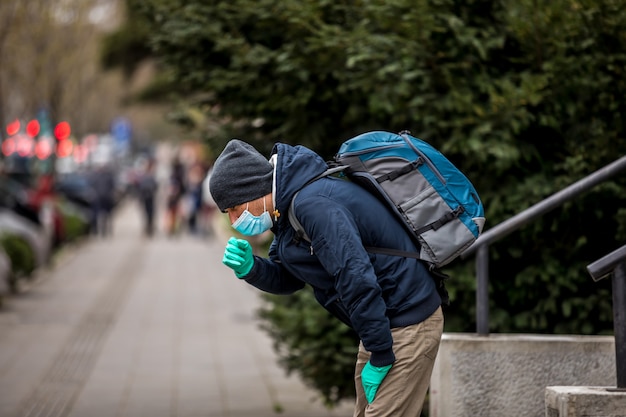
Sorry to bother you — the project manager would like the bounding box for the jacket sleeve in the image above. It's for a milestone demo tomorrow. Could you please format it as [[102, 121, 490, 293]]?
[[296, 194, 395, 367], [240, 240, 306, 295]]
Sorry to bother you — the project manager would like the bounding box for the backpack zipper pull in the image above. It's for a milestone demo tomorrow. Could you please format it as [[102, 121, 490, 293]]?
[[310, 245, 314, 255]]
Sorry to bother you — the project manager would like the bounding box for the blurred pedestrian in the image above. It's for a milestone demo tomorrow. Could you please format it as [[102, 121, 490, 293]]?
[[184, 163, 205, 235], [165, 158, 186, 236], [136, 158, 158, 237], [90, 163, 116, 237], [201, 165, 218, 238]]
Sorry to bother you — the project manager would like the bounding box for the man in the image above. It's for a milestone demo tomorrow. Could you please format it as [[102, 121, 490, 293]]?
[[136, 158, 158, 237], [90, 163, 116, 236], [209, 139, 443, 417]]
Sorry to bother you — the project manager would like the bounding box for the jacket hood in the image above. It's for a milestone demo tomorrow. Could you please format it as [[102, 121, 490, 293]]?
[[270, 142, 329, 217]]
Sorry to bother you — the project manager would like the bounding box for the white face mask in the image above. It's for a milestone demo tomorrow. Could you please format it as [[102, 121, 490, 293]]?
[[231, 198, 273, 236]]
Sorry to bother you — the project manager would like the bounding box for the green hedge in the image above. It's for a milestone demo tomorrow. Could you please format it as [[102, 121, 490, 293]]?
[[56, 200, 90, 244], [257, 289, 359, 408], [0, 234, 36, 292]]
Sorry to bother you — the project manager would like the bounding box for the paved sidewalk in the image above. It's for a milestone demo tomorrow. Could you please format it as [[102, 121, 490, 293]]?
[[0, 199, 354, 417]]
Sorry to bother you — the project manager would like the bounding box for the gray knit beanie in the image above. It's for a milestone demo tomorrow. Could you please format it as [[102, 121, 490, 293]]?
[[209, 139, 273, 212]]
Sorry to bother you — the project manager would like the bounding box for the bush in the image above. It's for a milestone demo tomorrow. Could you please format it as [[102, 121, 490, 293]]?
[[56, 200, 90, 243], [0, 234, 36, 292], [257, 288, 359, 408], [62, 212, 88, 242]]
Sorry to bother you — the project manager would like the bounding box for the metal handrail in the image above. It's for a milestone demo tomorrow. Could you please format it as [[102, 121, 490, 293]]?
[[462, 155, 626, 335], [587, 245, 626, 390]]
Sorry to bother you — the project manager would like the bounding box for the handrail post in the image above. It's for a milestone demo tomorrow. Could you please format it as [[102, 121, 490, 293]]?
[[613, 262, 626, 389], [476, 244, 489, 335], [587, 244, 626, 390]]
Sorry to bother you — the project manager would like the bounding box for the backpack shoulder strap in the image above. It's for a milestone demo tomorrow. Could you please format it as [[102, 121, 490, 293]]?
[[288, 166, 347, 244], [288, 189, 311, 243]]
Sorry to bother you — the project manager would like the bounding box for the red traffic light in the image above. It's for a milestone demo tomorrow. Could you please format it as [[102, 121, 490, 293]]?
[[6, 119, 20, 136], [26, 120, 40, 137], [54, 121, 71, 141]]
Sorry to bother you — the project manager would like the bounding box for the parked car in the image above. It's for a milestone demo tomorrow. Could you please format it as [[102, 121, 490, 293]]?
[[54, 172, 98, 231], [54, 172, 98, 210], [0, 175, 41, 225]]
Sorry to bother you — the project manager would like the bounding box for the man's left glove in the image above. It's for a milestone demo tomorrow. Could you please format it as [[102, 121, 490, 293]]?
[[222, 237, 254, 278], [361, 361, 392, 404]]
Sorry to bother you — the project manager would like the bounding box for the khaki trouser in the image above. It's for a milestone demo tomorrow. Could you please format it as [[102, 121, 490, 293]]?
[[353, 306, 444, 417]]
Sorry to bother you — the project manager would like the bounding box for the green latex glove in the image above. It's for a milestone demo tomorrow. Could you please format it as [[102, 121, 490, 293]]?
[[222, 237, 254, 278], [361, 361, 392, 404]]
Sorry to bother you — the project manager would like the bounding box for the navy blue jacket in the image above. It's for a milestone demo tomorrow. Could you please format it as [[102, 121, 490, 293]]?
[[242, 142, 441, 367]]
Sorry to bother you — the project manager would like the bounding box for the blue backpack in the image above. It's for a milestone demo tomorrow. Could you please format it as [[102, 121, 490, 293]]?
[[288, 130, 486, 269]]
